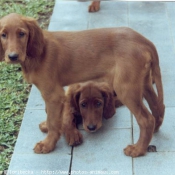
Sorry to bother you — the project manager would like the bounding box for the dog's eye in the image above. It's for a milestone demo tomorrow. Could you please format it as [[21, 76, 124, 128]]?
[[81, 102, 87, 108], [19, 32, 25, 37], [96, 102, 102, 107], [1, 33, 7, 38]]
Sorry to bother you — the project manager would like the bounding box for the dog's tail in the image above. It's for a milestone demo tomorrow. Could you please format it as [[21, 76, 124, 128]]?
[[151, 44, 164, 104]]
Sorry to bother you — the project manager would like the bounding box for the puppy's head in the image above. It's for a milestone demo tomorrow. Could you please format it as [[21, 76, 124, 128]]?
[[0, 13, 44, 64], [73, 82, 116, 133]]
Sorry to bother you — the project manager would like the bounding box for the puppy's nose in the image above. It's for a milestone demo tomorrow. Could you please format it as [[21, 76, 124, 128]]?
[[8, 53, 19, 61], [87, 124, 97, 131]]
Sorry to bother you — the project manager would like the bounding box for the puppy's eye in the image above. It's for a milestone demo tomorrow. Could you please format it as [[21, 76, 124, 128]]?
[[96, 102, 102, 107], [81, 103, 87, 108], [19, 32, 25, 37], [1, 33, 7, 38]]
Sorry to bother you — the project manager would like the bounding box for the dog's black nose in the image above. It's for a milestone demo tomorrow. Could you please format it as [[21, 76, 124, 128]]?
[[87, 124, 97, 131], [8, 53, 19, 61]]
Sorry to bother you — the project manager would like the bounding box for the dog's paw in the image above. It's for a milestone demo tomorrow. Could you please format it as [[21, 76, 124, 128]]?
[[88, 2, 100, 12], [65, 129, 83, 146], [124, 145, 146, 157], [34, 141, 54, 154], [39, 121, 48, 133]]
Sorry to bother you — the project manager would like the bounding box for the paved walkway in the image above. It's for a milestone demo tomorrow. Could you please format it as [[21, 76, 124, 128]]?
[[7, 1, 175, 175]]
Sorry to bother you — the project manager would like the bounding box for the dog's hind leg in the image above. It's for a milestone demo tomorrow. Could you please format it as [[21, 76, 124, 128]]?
[[143, 73, 165, 132], [116, 85, 155, 157]]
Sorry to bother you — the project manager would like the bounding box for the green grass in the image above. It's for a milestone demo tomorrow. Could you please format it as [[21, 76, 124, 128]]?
[[0, 64, 31, 171], [0, 0, 55, 172], [0, 0, 54, 29]]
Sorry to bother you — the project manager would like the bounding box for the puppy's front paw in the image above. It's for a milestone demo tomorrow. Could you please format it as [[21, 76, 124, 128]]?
[[124, 144, 146, 157], [65, 129, 83, 146], [34, 141, 54, 154]]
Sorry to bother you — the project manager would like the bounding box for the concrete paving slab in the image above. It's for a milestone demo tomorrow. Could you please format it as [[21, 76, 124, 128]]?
[[51, 1, 89, 21], [158, 49, 175, 73], [88, 1, 128, 29], [26, 86, 45, 109], [167, 2, 175, 47], [162, 72, 175, 107], [71, 129, 132, 175], [133, 152, 175, 175], [8, 153, 70, 175], [7, 108, 71, 175], [104, 106, 131, 129], [49, 1, 89, 31], [11, 109, 70, 154], [128, 2, 170, 45]]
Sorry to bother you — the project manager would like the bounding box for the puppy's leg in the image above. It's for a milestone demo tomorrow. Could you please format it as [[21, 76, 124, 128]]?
[[34, 88, 64, 154], [89, 1, 100, 12], [117, 86, 155, 157], [62, 102, 83, 146], [144, 74, 165, 132]]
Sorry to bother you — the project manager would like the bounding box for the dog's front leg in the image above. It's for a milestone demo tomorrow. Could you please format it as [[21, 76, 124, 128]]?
[[34, 88, 65, 154]]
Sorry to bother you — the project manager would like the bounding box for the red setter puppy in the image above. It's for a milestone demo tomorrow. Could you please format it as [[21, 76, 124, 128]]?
[[0, 13, 165, 157], [63, 81, 118, 146]]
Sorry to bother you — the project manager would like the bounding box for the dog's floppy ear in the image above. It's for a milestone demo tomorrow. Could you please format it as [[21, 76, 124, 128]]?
[[22, 16, 45, 58], [99, 83, 116, 119], [72, 90, 81, 114], [68, 85, 82, 115]]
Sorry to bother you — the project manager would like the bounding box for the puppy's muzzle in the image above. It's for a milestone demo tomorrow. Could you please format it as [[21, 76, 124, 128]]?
[[8, 53, 19, 61]]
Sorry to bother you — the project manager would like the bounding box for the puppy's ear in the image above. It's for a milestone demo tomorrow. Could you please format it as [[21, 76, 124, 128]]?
[[99, 83, 116, 119], [68, 85, 82, 115], [72, 90, 81, 114], [22, 16, 45, 58]]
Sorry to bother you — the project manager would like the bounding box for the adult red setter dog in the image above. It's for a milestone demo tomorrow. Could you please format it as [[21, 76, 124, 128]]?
[[0, 13, 165, 157]]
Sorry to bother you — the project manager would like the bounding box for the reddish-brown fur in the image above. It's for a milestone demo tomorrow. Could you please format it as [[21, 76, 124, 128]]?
[[0, 13, 165, 157]]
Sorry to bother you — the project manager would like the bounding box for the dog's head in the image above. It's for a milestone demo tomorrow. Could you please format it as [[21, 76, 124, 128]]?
[[0, 13, 44, 63], [72, 82, 116, 133]]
